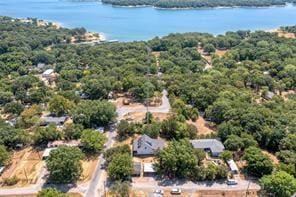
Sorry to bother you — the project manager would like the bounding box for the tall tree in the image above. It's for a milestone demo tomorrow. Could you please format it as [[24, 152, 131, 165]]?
[[46, 146, 84, 183], [260, 171, 296, 197], [81, 129, 107, 154]]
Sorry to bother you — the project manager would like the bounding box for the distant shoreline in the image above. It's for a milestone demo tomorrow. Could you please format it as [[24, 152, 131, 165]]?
[[103, 2, 291, 10], [16, 17, 108, 42]]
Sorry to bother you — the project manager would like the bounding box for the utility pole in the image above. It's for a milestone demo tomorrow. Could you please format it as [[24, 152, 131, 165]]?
[[146, 46, 151, 125]]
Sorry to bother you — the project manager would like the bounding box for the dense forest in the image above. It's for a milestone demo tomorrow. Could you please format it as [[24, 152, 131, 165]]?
[[101, 0, 296, 8], [0, 16, 295, 195]]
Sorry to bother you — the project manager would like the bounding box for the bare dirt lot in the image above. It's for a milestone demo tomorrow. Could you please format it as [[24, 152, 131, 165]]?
[[124, 111, 170, 123], [187, 116, 215, 136], [0, 147, 44, 187], [262, 150, 279, 165], [79, 158, 99, 183]]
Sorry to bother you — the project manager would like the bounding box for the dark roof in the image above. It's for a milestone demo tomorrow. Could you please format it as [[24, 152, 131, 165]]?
[[190, 139, 225, 153], [133, 134, 165, 152]]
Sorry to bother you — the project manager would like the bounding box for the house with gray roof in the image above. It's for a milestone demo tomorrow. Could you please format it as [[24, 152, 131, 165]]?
[[133, 134, 165, 156], [190, 139, 225, 157], [40, 116, 68, 126]]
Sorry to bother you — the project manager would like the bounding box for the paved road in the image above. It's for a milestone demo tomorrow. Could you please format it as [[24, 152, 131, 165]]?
[[85, 90, 171, 197], [84, 128, 116, 197], [132, 179, 260, 195], [117, 90, 171, 119], [0, 90, 171, 197]]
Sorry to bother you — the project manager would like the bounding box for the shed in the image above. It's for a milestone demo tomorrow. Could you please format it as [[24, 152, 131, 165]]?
[[143, 163, 156, 176], [227, 159, 239, 174], [263, 91, 275, 100], [133, 162, 142, 176]]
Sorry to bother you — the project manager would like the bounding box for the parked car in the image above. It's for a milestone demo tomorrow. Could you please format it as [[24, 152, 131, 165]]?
[[154, 189, 164, 195], [171, 188, 182, 194], [226, 179, 238, 185]]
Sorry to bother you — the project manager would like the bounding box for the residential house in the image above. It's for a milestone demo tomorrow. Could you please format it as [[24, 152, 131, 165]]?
[[40, 116, 68, 126], [190, 139, 225, 157], [133, 134, 165, 156], [47, 140, 81, 148]]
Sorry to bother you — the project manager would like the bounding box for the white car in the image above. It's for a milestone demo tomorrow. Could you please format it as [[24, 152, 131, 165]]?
[[171, 188, 182, 194], [154, 189, 164, 195], [226, 179, 238, 185]]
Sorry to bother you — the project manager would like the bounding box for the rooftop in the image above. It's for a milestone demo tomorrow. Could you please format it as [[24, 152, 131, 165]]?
[[42, 69, 54, 75], [143, 163, 155, 173], [133, 134, 165, 152], [190, 139, 225, 153]]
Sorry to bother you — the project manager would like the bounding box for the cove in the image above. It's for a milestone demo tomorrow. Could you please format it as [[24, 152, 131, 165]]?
[[0, 0, 296, 41]]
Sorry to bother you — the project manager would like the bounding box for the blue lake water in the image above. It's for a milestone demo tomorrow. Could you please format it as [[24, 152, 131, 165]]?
[[0, 0, 296, 41]]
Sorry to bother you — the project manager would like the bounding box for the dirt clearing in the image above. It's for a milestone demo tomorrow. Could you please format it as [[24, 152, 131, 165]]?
[[0, 147, 44, 187], [187, 116, 215, 136], [79, 158, 99, 183]]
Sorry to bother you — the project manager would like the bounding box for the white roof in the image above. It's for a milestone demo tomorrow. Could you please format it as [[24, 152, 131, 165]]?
[[143, 163, 155, 173], [42, 148, 57, 158], [42, 69, 54, 75], [227, 159, 239, 172], [0, 166, 5, 173]]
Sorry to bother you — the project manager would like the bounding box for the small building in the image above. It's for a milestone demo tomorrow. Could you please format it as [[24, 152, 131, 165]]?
[[42, 69, 56, 84], [47, 140, 81, 148], [133, 162, 142, 176], [227, 159, 239, 174], [37, 63, 46, 70], [40, 116, 68, 126], [143, 163, 156, 176], [42, 69, 54, 78], [190, 139, 225, 157], [133, 135, 165, 156], [263, 91, 275, 100], [95, 127, 105, 133], [0, 166, 5, 175], [42, 148, 57, 159]]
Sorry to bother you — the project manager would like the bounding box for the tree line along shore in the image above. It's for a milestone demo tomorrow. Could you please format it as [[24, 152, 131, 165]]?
[[101, 0, 296, 9]]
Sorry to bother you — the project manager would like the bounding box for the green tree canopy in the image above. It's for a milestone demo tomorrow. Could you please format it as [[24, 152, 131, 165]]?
[[46, 146, 84, 183], [48, 95, 74, 116], [156, 139, 198, 178], [37, 188, 67, 197], [260, 171, 296, 197], [81, 129, 107, 154]]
